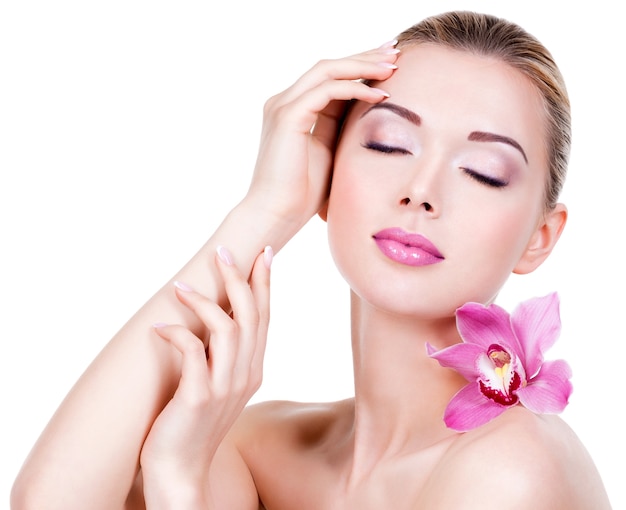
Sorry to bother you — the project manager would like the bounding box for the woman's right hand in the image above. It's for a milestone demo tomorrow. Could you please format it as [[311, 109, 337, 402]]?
[[244, 42, 400, 229]]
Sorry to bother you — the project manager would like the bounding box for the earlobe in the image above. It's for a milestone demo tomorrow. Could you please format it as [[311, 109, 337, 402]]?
[[513, 203, 567, 275]]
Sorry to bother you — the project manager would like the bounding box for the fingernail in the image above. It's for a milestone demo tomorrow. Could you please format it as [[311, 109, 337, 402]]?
[[174, 280, 194, 292], [378, 39, 398, 49], [152, 322, 168, 328], [377, 62, 398, 69], [216, 245, 234, 265], [263, 245, 274, 269], [370, 87, 390, 98]]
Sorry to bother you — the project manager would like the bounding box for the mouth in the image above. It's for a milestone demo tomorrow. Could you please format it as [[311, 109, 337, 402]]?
[[372, 227, 444, 267]]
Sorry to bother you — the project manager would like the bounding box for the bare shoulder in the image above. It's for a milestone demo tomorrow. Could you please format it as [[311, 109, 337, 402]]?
[[229, 399, 352, 509], [232, 398, 351, 448], [419, 407, 611, 509]]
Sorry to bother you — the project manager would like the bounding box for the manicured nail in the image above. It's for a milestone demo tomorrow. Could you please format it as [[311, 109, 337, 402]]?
[[174, 280, 194, 292], [378, 62, 398, 69], [378, 39, 398, 49], [263, 245, 274, 269], [370, 87, 390, 98], [216, 245, 234, 265], [152, 322, 168, 328]]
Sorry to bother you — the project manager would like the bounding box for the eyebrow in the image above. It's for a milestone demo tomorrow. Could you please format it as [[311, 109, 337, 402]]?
[[361, 102, 528, 164], [468, 131, 528, 164], [360, 102, 422, 126]]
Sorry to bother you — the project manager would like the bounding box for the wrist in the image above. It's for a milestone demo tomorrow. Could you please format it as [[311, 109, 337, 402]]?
[[229, 194, 309, 252]]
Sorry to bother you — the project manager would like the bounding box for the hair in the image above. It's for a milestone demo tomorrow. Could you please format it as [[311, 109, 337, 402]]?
[[395, 11, 570, 210]]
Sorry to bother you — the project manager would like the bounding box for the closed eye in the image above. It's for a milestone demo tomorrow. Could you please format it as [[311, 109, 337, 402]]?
[[362, 141, 412, 155], [462, 167, 508, 188]]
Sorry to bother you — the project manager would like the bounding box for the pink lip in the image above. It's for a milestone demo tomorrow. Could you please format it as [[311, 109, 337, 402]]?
[[373, 228, 444, 267]]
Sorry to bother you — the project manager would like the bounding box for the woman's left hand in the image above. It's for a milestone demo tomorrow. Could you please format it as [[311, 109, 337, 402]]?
[[139, 246, 272, 508]]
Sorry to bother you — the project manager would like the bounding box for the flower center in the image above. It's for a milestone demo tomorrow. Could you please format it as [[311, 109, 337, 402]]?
[[477, 344, 522, 406]]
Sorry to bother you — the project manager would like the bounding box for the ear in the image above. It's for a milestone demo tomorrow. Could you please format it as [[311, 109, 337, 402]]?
[[317, 199, 329, 222], [513, 203, 567, 275]]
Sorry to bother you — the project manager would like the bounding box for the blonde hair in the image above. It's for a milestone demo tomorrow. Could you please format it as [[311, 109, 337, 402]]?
[[396, 11, 570, 209]]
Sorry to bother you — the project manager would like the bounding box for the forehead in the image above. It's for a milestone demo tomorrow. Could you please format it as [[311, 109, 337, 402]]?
[[351, 44, 547, 166]]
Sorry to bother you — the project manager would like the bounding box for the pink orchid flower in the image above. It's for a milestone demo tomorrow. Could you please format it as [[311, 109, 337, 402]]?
[[427, 292, 573, 432]]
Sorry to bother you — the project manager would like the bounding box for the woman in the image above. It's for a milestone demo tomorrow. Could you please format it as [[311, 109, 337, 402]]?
[[11, 11, 611, 509]]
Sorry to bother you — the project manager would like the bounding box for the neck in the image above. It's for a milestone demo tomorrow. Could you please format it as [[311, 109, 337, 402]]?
[[346, 290, 467, 478]]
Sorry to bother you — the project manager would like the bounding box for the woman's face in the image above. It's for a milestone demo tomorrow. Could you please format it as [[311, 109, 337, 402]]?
[[326, 44, 559, 319]]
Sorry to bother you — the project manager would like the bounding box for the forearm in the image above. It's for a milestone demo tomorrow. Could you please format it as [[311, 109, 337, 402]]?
[[11, 199, 301, 510], [12, 37, 398, 508]]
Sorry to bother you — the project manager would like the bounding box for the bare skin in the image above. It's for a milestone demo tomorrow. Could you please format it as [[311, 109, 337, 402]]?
[[231, 400, 607, 510], [137, 45, 611, 510], [11, 40, 611, 510], [10, 44, 400, 510]]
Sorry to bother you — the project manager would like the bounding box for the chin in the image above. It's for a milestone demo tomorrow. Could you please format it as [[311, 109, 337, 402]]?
[[353, 276, 506, 322], [351, 283, 457, 321]]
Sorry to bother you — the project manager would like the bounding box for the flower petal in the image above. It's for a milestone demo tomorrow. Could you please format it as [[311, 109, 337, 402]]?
[[516, 359, 573, 414], [427, 342, 484, 382], [443, 384, 509, 432], [511, 292, 561, 376], [456, 302, 518, 351]]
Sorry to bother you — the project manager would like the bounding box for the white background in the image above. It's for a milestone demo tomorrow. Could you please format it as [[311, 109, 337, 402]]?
[[1, 1, 623, 507]]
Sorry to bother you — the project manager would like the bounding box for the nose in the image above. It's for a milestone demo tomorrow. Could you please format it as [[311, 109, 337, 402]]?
[[400, 196, 434, 212], [398, 160, 442, 217]]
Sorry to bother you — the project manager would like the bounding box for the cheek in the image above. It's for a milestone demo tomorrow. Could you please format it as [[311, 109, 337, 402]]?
[[463, 201, 540, 272], [327, 148, 383, 230], [327, 169, 366, 251], [325, 162, 380, 285]]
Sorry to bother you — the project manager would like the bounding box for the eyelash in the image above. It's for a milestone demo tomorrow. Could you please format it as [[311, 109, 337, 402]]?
[[362, 142, 507, 189], [462, 168, 508, 188], [362, 141, 412, 155]]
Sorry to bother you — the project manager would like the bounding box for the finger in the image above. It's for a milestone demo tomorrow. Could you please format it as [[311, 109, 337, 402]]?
[[250, 245, 272, 326], [310, 98, 354, 153], [172, 282, 239, 385], [173, 281, 235, 337], [270, 79, 390, 138], [289, 57, 396, 98], [272, 45, 399, 107], [248, 246, 272, 371], [214, 245, 261, 339], [153, 323, 210, 405], [214, 246, 268, 392], [269, 60, 394, 117]]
